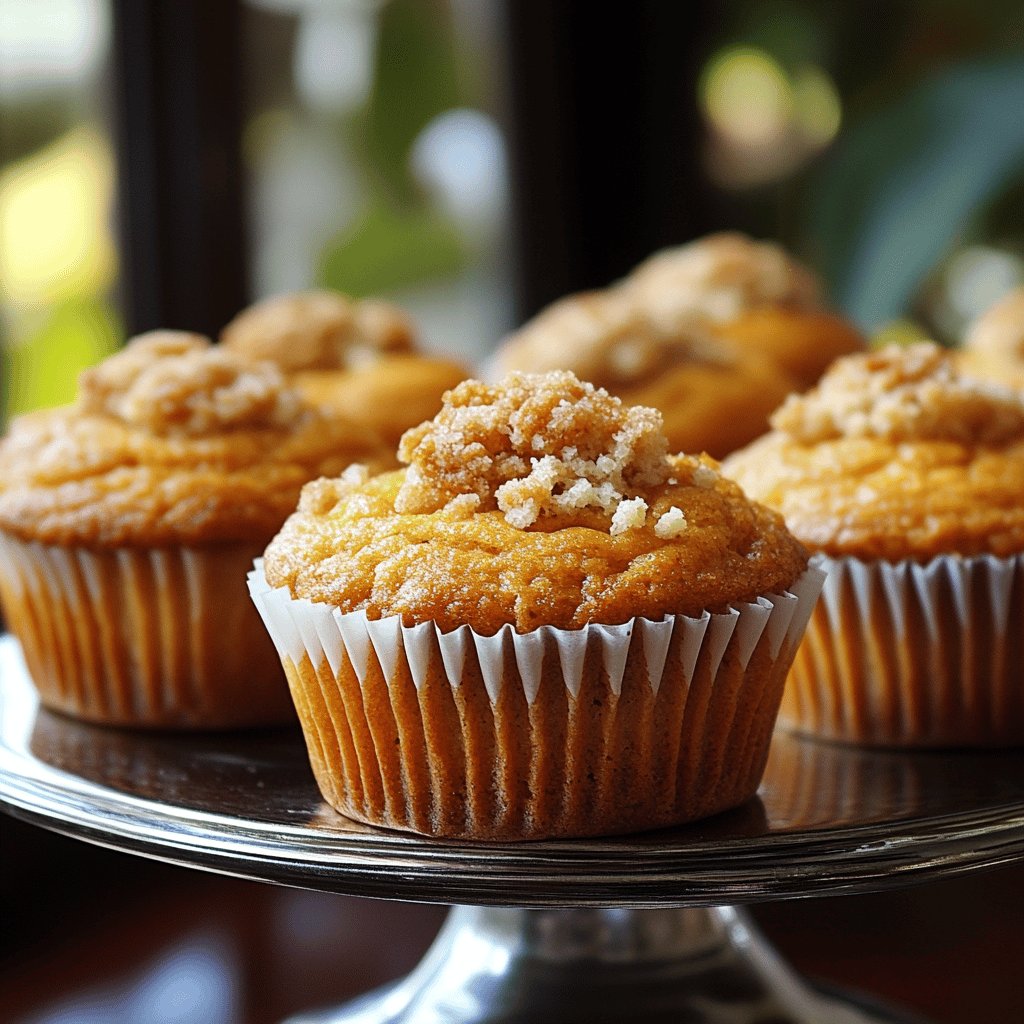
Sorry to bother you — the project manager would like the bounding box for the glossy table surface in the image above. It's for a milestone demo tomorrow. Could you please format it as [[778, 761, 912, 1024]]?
[[2, 636, 1024, 908]]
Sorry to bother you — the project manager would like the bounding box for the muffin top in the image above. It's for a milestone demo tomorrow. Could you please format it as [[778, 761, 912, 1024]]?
[[621, 231, 823, 326], [221, 289, 415, 372], [496, 233, 821, 389], [493, 289, 735, 391], [0, 332, 388, 547], [263, 370, 807, 633], [723, 343, 1024, 560]]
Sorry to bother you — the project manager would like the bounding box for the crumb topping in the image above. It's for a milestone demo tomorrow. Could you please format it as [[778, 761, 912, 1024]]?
[[394, 371, 678, 532], [496, 290, 732, 389], [79, 330, 209, 415], [0, 329, 394, 545], [655, 506, 688, 538], [298, 465, 373, 516], [221, 290, 415, 372], [772, 343, 1024, 446], [623, 232, 822, 324], [80, 333, 303, 436]]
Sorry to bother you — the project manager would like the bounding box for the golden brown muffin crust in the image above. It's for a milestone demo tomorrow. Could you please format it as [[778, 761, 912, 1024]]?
[[710, 308, 864, 388], [293, 354, 469, 448], [264, 371, 807, 633], [494, 289, 733, 389], [493, 288, 797, 458], [492, 233, 869, 457], [723, 343, 1024, 560], [0, 336, 390, 547]]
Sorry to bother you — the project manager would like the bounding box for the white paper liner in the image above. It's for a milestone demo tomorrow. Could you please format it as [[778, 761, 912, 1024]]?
[[247, 560, 824, 839], [785, 552, 1024, 747], [248, 562, 825, 707], [0, 534, 291, 728]]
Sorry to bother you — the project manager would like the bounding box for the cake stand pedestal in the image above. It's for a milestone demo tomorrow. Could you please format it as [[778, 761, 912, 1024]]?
[[2, 636, 1023, 1023]]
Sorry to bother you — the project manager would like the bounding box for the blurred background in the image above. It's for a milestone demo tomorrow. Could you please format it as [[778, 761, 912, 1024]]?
[[2, 1, 1024, 1021]]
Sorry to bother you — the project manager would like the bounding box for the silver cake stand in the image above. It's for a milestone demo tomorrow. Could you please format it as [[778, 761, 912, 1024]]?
[[3, 636, 1024, 1023]]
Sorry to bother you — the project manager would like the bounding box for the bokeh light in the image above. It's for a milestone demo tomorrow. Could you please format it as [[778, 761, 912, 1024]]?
[[700, 47, 793, 147], [699, 44, 843, 188], [0, 126, 116, 306]]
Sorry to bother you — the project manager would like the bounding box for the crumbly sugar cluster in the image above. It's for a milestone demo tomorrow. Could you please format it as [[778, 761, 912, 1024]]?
[[221, 290, 414, 372], [393, 371, 715, 535], [623, 231, 823, 324], [497, 290, 733, 389], [79, 331, 302, 436], [498, 233, 821, 389], [772, 342, 1024, 446]]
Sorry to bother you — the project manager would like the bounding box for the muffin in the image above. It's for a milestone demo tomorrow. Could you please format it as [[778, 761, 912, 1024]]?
[[250, 370, 823, 840], [221, 289, 469, 448], [495, 234, 863, 458], [621, 232, 865, 389], [724, 342, 1024, 747], [0, 332, 390, 729], [960, 285, 1024, 389], [494, 288, 797, 459]]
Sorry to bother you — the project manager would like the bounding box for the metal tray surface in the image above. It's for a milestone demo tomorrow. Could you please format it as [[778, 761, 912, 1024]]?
[[2, 636, 1023, 907]]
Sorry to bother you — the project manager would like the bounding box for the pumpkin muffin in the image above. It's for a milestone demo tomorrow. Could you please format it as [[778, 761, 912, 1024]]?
[[621, 232, 864, 389], [0, 331, 389, 729], [495, 234, 862, 458], [250, 370, 823, 840], [221, 289, 469, 448], [724, 342, 1024, 747], [493, 288, 797, 459], [960, 285, 1024, 389]]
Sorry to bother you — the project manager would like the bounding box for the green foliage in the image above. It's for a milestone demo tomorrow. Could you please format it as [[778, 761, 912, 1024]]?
[[358, 0, 463, 204], [806, 58, 1024, 327], [318, 200, 465, 297], [3, 297, 121, 422]]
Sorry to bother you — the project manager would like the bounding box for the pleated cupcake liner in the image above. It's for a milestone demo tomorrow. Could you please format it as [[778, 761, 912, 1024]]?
[[784, 553, 1024, 748], [0, 534, 294, 729], [248, 562, 825, 840]]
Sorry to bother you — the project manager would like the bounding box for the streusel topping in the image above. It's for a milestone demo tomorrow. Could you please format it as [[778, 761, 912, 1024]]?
[[0, 335, 389, 545], [771, 343, 1024, 446], [395, 371, 682, 531], [263, 371, 809, 631], [81, 334, 303, 436], [623, 232, 822, 325], [221, 290, 414, 372], [964, 286, 1024, 362], [495, 291, 731, 389]]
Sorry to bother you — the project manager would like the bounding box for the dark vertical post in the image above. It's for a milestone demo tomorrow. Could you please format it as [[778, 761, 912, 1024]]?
[[501, 0, 717, 322], [111, 0, 249, 338]]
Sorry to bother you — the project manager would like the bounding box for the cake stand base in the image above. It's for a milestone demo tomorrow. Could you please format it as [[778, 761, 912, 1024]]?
[[286, 905, 925, 1024]]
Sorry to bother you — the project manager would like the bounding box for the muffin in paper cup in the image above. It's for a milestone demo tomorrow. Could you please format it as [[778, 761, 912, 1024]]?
[[252, 371, 822, 839], [725, 343, 1024, 748], [493, 232, 863, 460], [220, 289, 470, 448], [0, 332, 389, 729], [785, 553, 1024, 747]]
